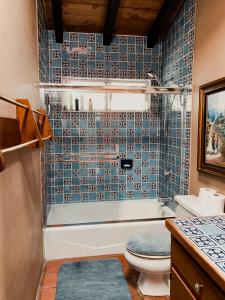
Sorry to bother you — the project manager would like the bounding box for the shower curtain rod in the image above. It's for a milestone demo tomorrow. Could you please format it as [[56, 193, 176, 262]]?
[[39, 83, 183, 94]]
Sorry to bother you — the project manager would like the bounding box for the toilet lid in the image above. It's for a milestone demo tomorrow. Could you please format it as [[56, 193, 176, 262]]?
[[126, 231, 171, 258]]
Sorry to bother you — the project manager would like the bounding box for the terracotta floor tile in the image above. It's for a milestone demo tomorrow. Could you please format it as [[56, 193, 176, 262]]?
[[45, 261, 61, 274], [39, 288, 56, 300], [39, 254, 169, 300], [42, 272, 58, 288]]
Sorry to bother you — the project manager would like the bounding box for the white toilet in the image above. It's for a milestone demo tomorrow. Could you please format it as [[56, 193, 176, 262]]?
[[125, 231, 171, 296], [124, 194, 221, 296]]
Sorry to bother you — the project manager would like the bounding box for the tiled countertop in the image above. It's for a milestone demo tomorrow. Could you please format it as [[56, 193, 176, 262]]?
[[166, 215, 225, 294], [172, 215, 225, 273]]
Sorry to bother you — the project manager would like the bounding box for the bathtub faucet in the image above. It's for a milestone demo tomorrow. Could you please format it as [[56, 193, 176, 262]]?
[[158, 197, 172, 207]]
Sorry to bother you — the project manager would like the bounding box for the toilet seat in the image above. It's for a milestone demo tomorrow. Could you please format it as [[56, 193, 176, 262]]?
[[126, 248, 170, 259], [125, 249, 171, 274], [126, 231, 171, 257]]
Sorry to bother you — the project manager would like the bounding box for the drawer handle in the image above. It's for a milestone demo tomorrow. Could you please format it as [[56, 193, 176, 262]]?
[[194, 282, 203, 293]]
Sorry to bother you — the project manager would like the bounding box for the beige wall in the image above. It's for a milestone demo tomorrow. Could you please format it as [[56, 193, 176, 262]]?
[[0, 1, 43, 300], [190, 0, 225, 195]]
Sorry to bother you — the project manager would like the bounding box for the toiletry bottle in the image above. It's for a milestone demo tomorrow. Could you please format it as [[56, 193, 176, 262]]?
[[70, 95, 72, 111], [75, 98, 79, 111], [89, 98, 93, 112], [80, 95, 84, 111]]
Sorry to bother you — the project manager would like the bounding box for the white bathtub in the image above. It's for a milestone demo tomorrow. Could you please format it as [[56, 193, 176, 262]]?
[[44, 199, 175, 260]]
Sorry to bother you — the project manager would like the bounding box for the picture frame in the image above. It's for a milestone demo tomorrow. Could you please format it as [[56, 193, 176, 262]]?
[[198, 77, 225, 179]]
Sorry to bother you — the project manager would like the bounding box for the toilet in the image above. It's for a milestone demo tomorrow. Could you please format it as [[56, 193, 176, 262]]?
[[124, 195, 217, 296], [125, 231, 171, 296]]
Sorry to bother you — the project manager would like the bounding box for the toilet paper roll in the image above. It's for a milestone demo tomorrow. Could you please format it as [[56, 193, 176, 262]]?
[[198, 187, 217, 205], [209, 193, 225, 214]]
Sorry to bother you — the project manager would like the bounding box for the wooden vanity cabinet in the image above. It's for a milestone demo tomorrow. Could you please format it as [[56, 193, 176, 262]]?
[[166, 220, 225, 300], [170, 238, 225, 300], [171, 267, 196, 300]]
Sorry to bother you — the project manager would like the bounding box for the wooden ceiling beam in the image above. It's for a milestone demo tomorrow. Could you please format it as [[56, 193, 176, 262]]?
[[147, 0, 185, 48], [103, 0, 121, 45], [51, 0, 63, 43]]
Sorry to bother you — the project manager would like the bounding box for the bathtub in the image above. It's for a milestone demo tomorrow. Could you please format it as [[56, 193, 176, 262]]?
[[44, 199, 175, 260]]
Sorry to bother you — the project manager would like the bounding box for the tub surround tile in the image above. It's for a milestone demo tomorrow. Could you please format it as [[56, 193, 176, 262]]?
[[38, 0, 50, 83], [159, 0, 195, 199], [47, 32, 161, 82], [39, 0, 195, 209], [44, 110, 159, 204]]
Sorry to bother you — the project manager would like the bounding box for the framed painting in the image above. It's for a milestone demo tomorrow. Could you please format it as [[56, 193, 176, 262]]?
[[198, 77, 225, 178]]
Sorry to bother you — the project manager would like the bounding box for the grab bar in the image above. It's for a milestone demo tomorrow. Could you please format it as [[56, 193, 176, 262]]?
[[46, 159, 118, 163]]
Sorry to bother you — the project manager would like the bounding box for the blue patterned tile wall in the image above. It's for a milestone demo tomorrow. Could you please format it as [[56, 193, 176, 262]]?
[[37, 0, 50, 223], [38, 0, 195, 208], [159, 0, 195, 198], [44, 94, 159, 203], [37, 0, 50, 83], [48, 31, 162, 82]]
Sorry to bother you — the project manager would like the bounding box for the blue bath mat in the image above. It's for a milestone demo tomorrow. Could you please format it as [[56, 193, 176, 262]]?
[[56, 259, 131, 300]]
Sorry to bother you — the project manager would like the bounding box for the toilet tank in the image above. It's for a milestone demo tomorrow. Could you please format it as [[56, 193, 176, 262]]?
[[175, 195, 205, 218], [176, 202, 195, 218], [174, 194, 225, 219]]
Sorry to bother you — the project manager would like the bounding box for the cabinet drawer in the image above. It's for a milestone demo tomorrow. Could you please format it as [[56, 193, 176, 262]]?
[[171, 239, 225, 300], [171, 267, 196, 300]]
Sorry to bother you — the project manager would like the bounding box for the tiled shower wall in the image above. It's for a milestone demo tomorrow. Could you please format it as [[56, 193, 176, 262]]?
[[37, 0, 49, 83], [48, 31, 162, 82], [38, 0, 195, 207], [42, 29, 163, 204], [159, 0, 195, 198], [45, 96, 159, 204], [37, 0, 50, 222]]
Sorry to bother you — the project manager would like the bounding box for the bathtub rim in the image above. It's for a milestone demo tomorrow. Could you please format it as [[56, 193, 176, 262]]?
[[46, 216, 176, 228], [46, 199, 176, 228]]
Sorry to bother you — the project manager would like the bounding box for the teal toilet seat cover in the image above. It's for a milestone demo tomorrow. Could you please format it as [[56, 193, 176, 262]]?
[[127, 231, 171, 257]]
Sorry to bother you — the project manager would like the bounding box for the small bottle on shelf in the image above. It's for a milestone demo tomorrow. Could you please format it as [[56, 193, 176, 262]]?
[[75, 98, 79, 111], [80, 95, 84, 111], [88, 98, 93, 111]]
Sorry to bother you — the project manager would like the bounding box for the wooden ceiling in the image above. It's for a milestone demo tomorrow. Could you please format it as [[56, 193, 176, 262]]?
[[43, 0, 184, 47], [44, 0, 165, 36]]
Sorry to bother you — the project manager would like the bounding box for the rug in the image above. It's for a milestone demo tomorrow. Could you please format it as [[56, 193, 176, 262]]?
[[56, 259, 131, 300]]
